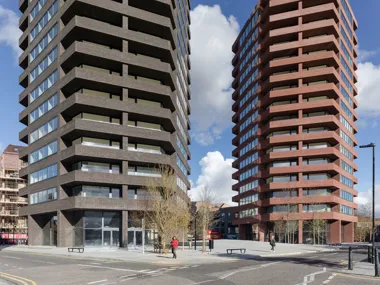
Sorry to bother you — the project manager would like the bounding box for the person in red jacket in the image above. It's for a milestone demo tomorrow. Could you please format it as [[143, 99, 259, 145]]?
[[171, 236, 179, 259]]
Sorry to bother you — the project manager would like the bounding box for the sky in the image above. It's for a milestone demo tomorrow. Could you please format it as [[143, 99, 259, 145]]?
[[0, 0, 379, 213]]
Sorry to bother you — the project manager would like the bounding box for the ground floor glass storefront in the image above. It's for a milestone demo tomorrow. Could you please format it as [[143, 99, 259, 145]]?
[[73, 211, 120, 247]]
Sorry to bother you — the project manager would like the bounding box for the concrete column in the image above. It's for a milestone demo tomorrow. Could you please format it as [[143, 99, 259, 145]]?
[[259, 222, 267, 242], [330, 220, 341, 244], [298, 220, 303, 244], [57, 211, 73, 247], [343, 222, 354, 243], [27, 215, 42, 246], [238, 224, 246, 240], [122, 211, 129, 248]]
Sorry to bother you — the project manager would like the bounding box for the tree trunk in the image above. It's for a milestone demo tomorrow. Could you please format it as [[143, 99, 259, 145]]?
[[202, 225, 206, 253]]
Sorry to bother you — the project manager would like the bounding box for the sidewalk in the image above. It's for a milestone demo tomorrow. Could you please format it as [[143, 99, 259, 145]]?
[[341, 262, 376, 277], [0, 240, 336, 265]]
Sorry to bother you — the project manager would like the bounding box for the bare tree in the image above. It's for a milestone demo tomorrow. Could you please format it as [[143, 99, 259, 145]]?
[[356, 199, 373, 242], [144, 165, 190, 254], [196, 186, 217, 253]]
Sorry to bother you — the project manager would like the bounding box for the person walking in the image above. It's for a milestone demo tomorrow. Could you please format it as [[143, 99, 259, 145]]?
[[171, 236, 179, 259], [269, 235, 276, 252]]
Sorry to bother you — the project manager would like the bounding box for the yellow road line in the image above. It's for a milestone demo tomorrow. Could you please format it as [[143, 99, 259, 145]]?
[[0, 273, 29, 285], [0, 272, 37, 285], [336, 273, 380, 281], [2, 251, 119, 263]]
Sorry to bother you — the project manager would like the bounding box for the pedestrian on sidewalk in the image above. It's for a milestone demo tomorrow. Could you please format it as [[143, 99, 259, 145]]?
[[171, 236, 179, 259], [269, 235, 276, 252]]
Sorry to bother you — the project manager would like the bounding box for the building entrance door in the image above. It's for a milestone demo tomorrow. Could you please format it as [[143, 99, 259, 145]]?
[[103, 230, 120, 247]]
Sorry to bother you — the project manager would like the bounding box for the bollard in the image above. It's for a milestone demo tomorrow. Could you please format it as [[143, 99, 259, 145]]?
[[375, 248, 379, 278], [368, 246, 372, 263], [373, 246, 375, 265], [348, 247, 353, 270]]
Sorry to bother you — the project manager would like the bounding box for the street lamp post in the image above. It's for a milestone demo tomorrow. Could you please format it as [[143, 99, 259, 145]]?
[[359, 143, 376, 257]]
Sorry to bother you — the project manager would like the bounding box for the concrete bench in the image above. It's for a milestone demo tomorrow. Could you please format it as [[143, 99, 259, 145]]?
[[68, 247, 84, 253], [226, 248, 246, 254]]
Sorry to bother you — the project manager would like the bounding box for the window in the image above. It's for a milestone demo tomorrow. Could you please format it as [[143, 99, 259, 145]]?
[[341, 205, 353, 215], [30, 1, 58, 41], [341, 174, 353, 188], [267, 130, 297, 138], [303, 158, 330, 165], [267, 190, 297, 198], [269, 161, 297, 168], [303, 204, 331, 213], [76, 113, 120, 125], [302, 96, 329, 102], [340, 116, 354, 134], [303, 142, 329, 149], [303, 173, 331, 181], [30, 93, 58, 123], [340, 145, 354, 161], [73, 185, 121, 199], [267, 145, 297, 153], [30, 70, 58, 103], [30, 140, 58, 164], [340, 26, 353, 51], [239, 10, 259, 46], [341, 190, 353, 202], [303, 127, 328, 133], [239, 208, 258, 218], [240, 166, 258, 181], [341, 160, 354, 174], [177, 176, 188, 192], [267, 205, 297, 213], [340, 101, 353, 119], [176, 154, 188, 175], [30, 117, 58, 143], [128, 166, 161, 177], [30, 188, 57, 205], [73, 162, 120, 174], [30, 164, 58, 184], [128, 143, 163, 154], [240, 110, 258, 132], [177, 135, 187, 158], [341, 0, 353, 26], [269, 99, 297, 107], [239, 138, 258, 156], [177, 115, 187, 141], [30, 46, 58, 83], [73, 137, 120, 150], [30, 0, 48, 23], [340, 129, 354, 147], [240, 124, 258, 144], [267, 175, 297, 183], [239, 152, 258, 168], [240, 194, 258, 205], [239, 180, 258, 194], [30, 24, 58, 63], [303, 111, 328, 118], [128, 120, 161, 131], [240, 96, 259, 120], [303, 189, 331, 196]]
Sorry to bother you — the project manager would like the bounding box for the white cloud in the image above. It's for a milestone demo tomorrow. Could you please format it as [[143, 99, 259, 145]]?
[[358, 47, 377, 63], [0, 5, 22, 57], [354, 185, 380, 216], [190, 5, 239, 146], [356, 62, 380, 117], [190, 151, 237, 204]]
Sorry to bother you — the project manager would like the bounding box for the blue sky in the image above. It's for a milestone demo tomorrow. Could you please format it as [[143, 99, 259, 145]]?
[[0, 0, 379, 208]]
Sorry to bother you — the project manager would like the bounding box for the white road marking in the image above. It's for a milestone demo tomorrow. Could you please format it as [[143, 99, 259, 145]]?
[[322, 281, 330, 284], [295, 267, 327, 285], [2, 256, 21, 260], [138, 269, 150, 272], [78, 264, 143, 273], [89, 263, 101, 265], [119, 274, 136, 279], [32, 260, 55, 264], [88, 280, 107, 284], [120, 278, 136, 282], [221, 262, 281, 280]]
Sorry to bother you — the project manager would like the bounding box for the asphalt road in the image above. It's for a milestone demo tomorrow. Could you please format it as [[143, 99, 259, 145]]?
[[0, 249, 378, 285]]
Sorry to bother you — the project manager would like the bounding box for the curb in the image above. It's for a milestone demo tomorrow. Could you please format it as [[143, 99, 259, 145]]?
[[259, 248, 337, 258]]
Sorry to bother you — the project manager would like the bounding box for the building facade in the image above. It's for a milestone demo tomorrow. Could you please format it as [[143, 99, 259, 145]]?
[[232, 0, 358, 244], [18, 0, 191, 247], [0, 145, 28, 244]]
